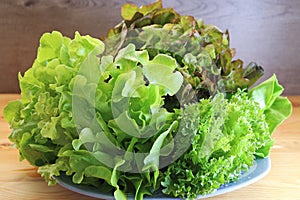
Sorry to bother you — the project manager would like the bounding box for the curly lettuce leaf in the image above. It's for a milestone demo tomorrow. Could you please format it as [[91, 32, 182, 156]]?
[[162, 91, 271, 199], [4, 30, 105, 167]]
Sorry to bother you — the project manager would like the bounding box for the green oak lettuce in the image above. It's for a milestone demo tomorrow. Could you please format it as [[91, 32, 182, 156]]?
[[4, 31, 183, 200]]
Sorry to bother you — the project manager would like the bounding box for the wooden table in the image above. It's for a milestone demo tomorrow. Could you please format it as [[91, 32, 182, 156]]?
[[1, 94, 300, 200]]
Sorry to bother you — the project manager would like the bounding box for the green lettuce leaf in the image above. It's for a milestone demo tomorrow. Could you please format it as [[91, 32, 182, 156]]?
[[249, 74, 292, 134], [162, 91, 271, 199]]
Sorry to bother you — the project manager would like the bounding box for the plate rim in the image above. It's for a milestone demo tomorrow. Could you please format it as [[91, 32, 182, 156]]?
[[55, 157, 271, 200]]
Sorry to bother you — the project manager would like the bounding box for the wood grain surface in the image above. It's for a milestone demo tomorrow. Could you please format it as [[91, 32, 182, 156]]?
[[1, 94, 300, 200], [0, 0, 300, 94]]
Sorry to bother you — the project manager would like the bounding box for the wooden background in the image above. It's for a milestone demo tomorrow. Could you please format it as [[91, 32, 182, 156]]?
[[1, 0, 300, 94]]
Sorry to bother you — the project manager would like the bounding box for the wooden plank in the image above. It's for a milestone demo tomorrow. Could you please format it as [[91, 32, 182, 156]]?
[[1, 0, 300, 94], [1, 94, 300, 199]]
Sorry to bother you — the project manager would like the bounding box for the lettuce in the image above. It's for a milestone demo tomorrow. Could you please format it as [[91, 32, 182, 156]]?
[[161, 83, 290, 199], [4, 31, 184, 200], [249, 74, 292, 134], [4, 1, 292, 200], [249, 75, 292, 157], [106, 0, 264, 99]]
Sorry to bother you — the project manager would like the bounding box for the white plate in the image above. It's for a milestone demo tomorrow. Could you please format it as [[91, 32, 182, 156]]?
[[55, 157, 271, 199]]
